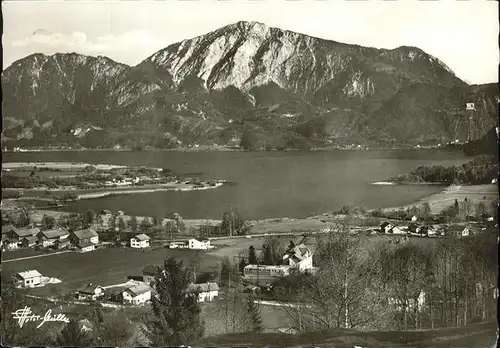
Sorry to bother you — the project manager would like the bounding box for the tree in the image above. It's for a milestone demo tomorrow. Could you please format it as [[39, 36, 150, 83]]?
[[140, 217, 152, 232], [94, 312, 134, 347], [219, 256, 240, 287], [82, 209, 96, 228], [221, 207, 245, 236], [55, 319, 94, 347], [240, 128, 256, 150], [143, 257, 204, 346], [262, 236, 284, 265], [248, 246, 258, 265], [118, 217, 126, 232], [239, 258, 247, 275], [421, 202, 432, 221], [246, 294, 263, 332], [128, 216, 138, 233], [41, 214, 56, 229]]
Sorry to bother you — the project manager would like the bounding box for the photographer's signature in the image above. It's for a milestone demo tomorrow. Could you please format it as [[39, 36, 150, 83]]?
[[11, 306, 70, 329]]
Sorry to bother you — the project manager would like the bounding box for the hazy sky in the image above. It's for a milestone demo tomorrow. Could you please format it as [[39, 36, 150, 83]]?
[[2, 0, 498, 84]]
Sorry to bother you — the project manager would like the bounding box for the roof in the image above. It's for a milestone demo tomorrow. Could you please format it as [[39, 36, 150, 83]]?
[[186, 282, 220, 293], [283, 243, 311, 262], [169, 241, 188, 244], [192, 237, 209, 242], [21, 236, 38, 242], [17, 270, 42, 279], [380, 222, 392, 228], [39, 228, 69, 239], [244, 264, 291, 271], [101, 209, 112, 214], [124, 282, 152, 297], [71, 228, 98, 240], [12, 227, 40, 237], [142, 265, 160, 275], [2, 224, 16, 233], [133, 234, 150, 241], [78, 283, 103, 294], [448, 224, 468, 232]]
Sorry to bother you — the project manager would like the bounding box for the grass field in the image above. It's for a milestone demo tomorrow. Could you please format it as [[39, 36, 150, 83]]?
[[2, 248, 221, 296]]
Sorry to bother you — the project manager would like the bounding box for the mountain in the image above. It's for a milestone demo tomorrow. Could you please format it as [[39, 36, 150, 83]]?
[[2, 21, 498, 150]]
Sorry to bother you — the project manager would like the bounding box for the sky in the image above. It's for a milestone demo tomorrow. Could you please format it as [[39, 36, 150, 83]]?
[[2, 0, 499, 84]]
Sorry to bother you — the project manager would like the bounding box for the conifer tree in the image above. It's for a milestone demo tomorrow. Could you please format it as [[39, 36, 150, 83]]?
[[144, 257, 204, 346], [55, 319, 94, 347], [248, 245, 258, 265], [246, 294, 263, 332]]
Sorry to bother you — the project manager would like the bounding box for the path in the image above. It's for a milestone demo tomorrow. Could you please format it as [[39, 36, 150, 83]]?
[[3, 250, 72, 263]]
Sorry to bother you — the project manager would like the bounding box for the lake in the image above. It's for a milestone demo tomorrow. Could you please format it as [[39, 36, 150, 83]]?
[[3, 149, 469, 220]]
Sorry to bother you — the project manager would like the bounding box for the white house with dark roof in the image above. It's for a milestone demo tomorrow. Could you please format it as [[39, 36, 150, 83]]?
[[15, 270, 42, 288], [69, 228, 99, 245], [76, 241, 96, 253], [122, 282, 152, 305], [130, 234, 150, 248], [37, 228, 69, 246], [188, 237, 210, 250], [20, 236, 38, 248], [3, 226, 40, 242], [186, 282, 220, 302], [78, 283, 105, 301], [283, 243, 313, 271]]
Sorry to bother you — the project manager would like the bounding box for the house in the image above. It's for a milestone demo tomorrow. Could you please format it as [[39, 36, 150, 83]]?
[[130, 234, 150, 248], [243, 264, 291, 285], [186, 282, 220, 302], [78, 283, 105, 301], [411, 215, 418, 222], [54, 239, 71, 250], [3, 226, 40, 243], [188, 237, 210, 250], [69, 228, 99, 245], [76, 242, 96, 253], [100, 209, 112, 216], [408, 223, 422, 234], [37, 228, 69, 246], [122, 282, 152, 305], [15, 270, 42, 288], [380, 222, 394, 234], [169, 241, 189, 249], [3, 238, 19, 250], [20, 236, 38, 248], [447, 224, 471, 238], [117, 210, 125, 216], [142, 265, 161, 284], [389, 290, 426, 312], [282, 243, 313, 271]]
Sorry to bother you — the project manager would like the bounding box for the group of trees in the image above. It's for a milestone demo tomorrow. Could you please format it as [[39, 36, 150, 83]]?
[[278, 222, 497, 332], [407, 155, 497, 185]]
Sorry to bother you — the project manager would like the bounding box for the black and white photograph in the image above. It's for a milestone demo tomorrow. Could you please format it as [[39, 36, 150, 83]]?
[[1, 0, 499, 347]]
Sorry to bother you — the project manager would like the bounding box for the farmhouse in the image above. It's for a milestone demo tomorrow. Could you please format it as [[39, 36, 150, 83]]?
[[15, 270, 42, 288], [142, 265, 161, 284], [188, 237, 210, 250], [169, 241, 189, 249], [54, 239, 71, 250], [69, 228, 99, 245], [37, 228, 69, 247], [243, 265, 291, 285], [380, 222, 394, 234], [122, 282, 152, 305], [130, 234, 150, 248], [3, 226, 40, 241], [389, 290, 426, 312], [283, 243, 313, 271], [78, 283, 105, 301], [76, 242, 96, 253], [20, 236, 38, 248], [186, 282, 220, 302], [447, 224, 472, 238], [3, 237, 19, 250], [79, 319, 94, 332]]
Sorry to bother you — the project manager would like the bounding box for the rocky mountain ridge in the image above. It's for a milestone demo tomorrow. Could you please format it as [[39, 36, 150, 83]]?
[[2, 21, 498, 150]]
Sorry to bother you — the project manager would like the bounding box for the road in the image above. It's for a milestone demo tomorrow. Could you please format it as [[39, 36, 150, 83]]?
[[3, 250, 73, 263]]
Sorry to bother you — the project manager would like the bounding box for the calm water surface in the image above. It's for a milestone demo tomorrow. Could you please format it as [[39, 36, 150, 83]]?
[[3, 150, 469, 220]]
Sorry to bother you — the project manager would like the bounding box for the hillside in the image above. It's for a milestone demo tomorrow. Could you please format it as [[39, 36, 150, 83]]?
[[2, 21, 498, 150]]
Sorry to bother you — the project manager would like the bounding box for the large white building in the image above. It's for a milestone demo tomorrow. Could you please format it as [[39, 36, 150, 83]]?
[[130, 234, 150, 248], [188, 238, 210, 250], [282, 243, 314, 271], [186, 282, 220, 302], [122, 282, 152, 305], [15, 270, 42, 288]]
